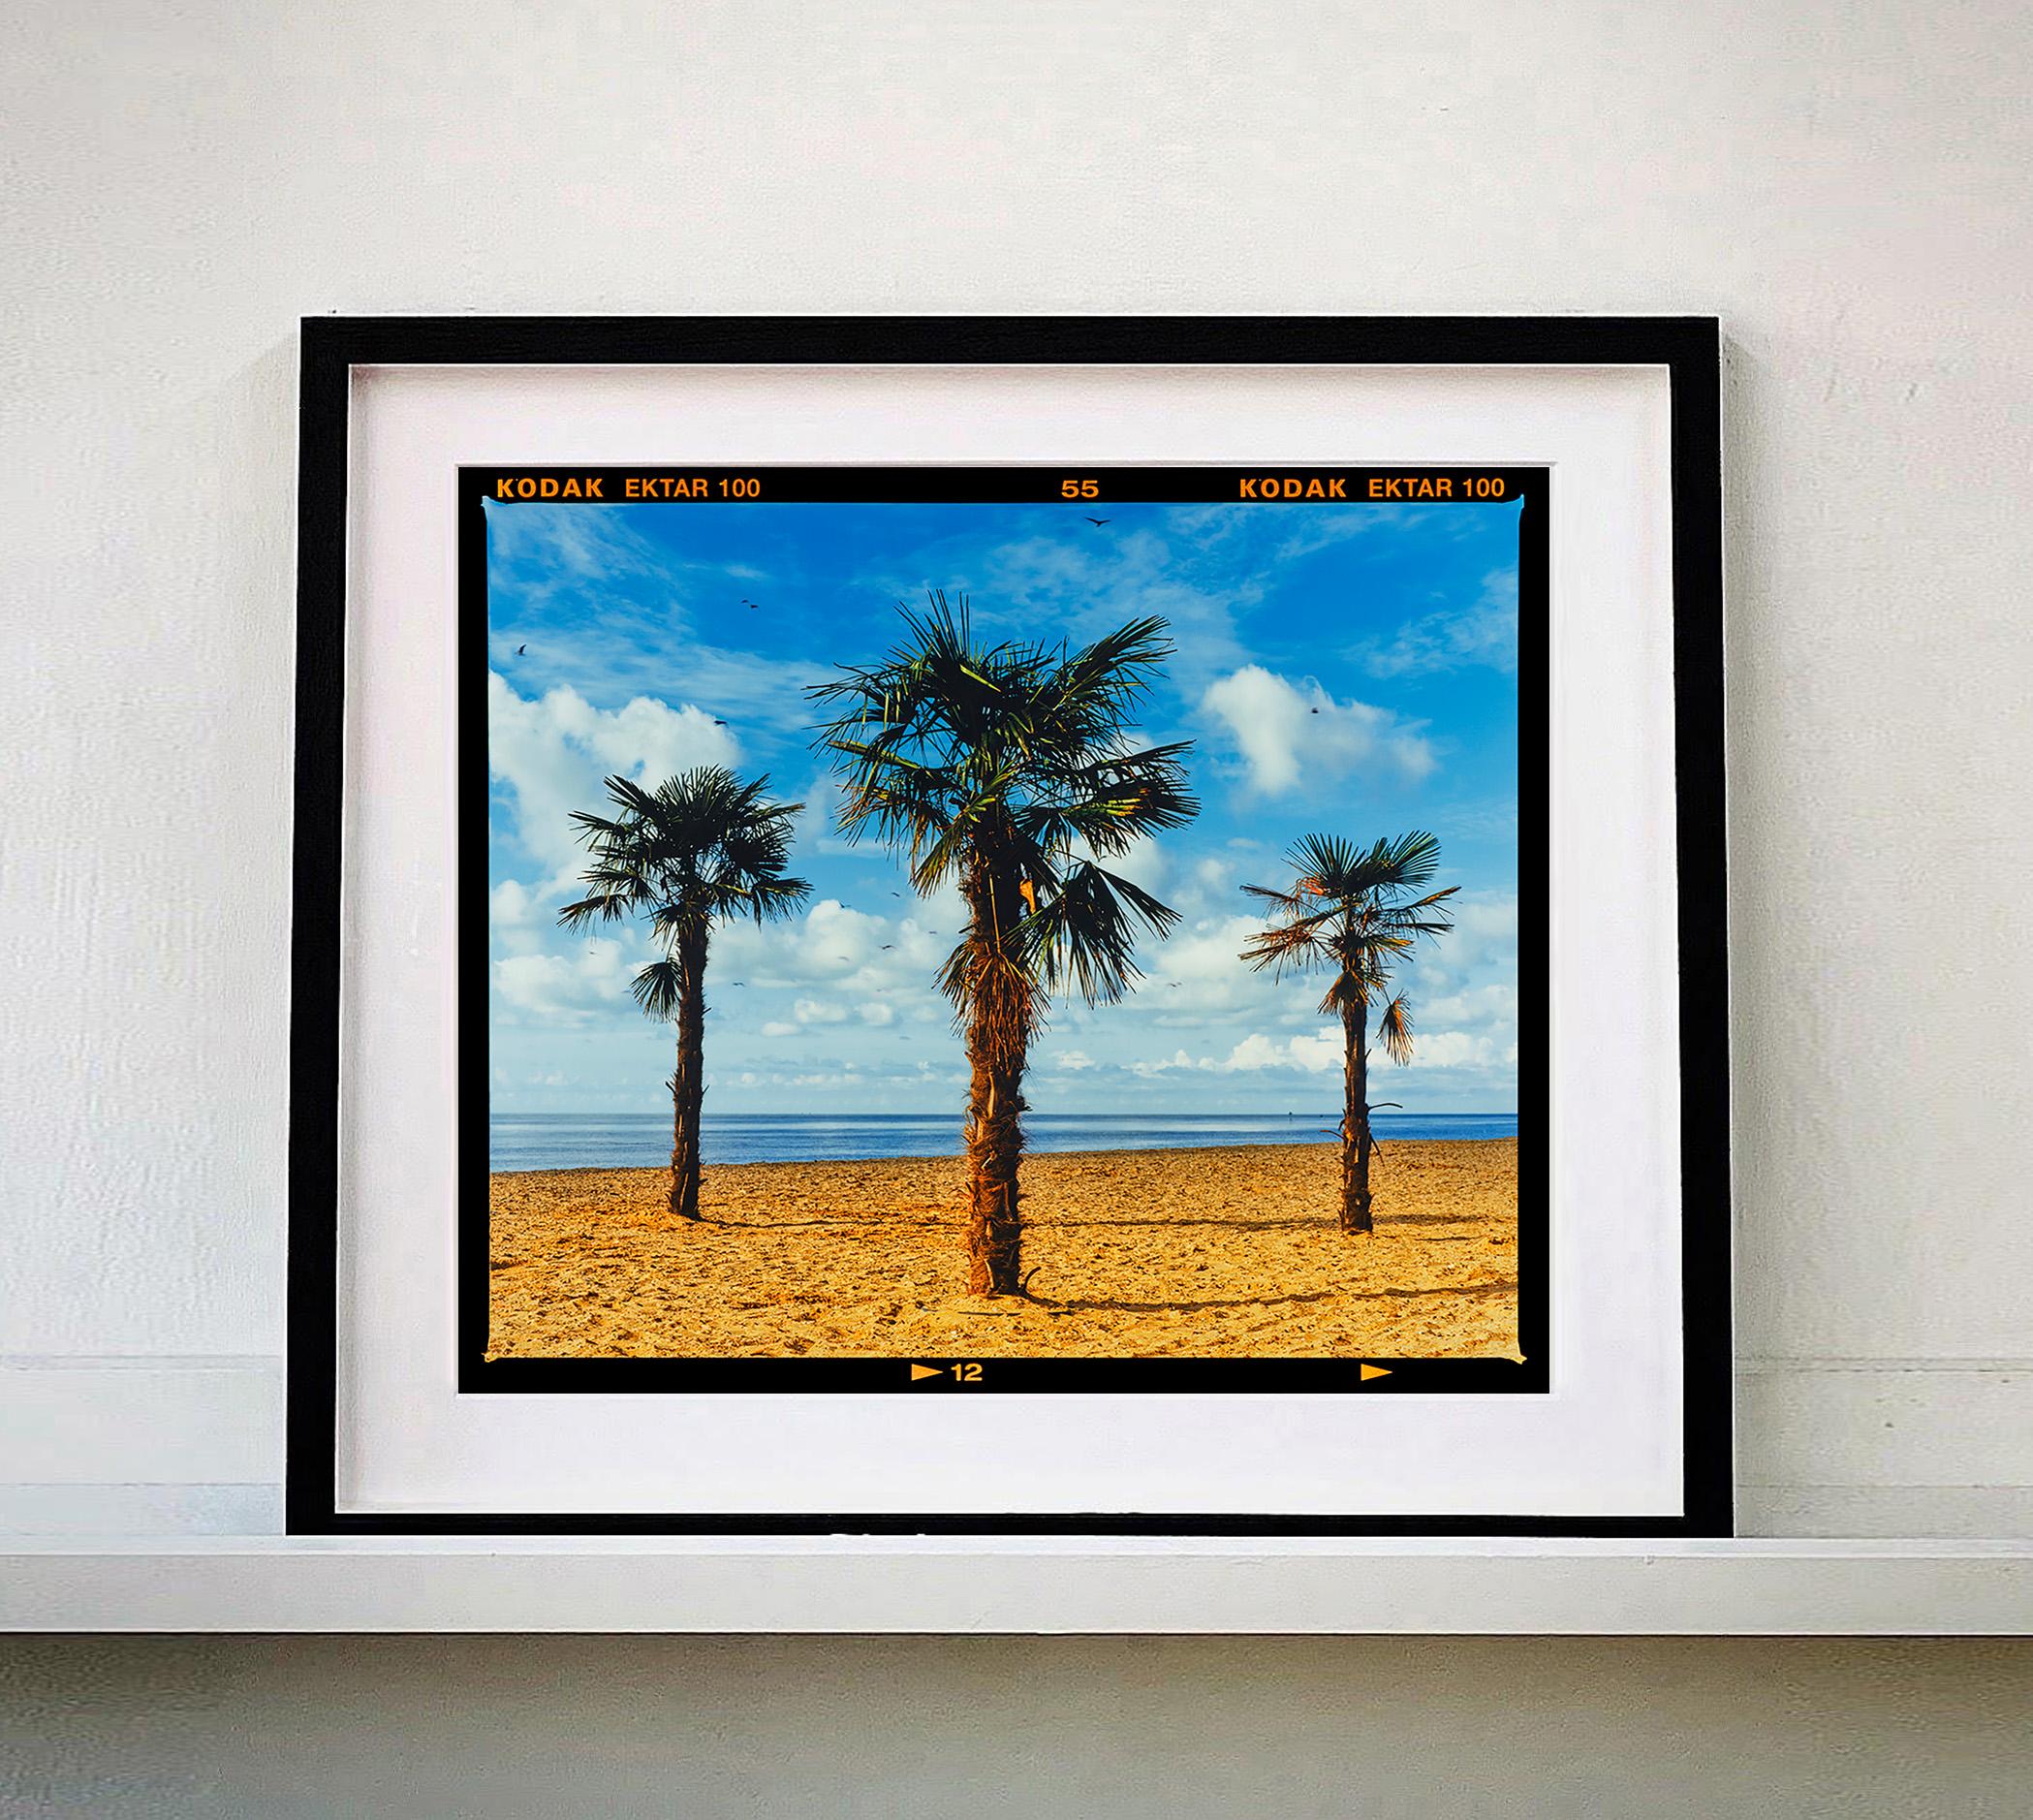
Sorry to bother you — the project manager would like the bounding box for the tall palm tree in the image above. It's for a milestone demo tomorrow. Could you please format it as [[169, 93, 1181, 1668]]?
[[1240, 832, 1457, 1235], [558, 768, 809, 1221], [811, 594, 1197, 1295]]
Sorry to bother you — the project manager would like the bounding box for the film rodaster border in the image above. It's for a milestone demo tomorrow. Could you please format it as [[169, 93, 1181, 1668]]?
[[462, 462, 1548, 1397], [472, 464, 1533, 507]]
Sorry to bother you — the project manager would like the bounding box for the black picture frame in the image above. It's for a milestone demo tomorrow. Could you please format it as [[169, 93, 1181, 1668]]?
[[288, 316, 1730, 1537]]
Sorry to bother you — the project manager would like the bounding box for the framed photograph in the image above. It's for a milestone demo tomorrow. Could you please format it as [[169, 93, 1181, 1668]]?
[[289, 317, 1729, 1534]]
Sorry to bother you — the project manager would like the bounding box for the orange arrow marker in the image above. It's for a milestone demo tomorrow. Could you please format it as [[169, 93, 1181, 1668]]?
[[910, 1363, 945, 1381]]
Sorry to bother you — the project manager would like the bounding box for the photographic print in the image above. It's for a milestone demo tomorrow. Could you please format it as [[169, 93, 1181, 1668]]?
[[290, 319, 1728, 1534], [470, 463, 1545, 1395]]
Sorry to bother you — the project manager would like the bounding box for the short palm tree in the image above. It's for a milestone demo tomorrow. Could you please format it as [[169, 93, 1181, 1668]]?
[[811, 594, 1197, 1295], [1240, 832, 1456, 1234], [558, 768, 809, 1220]]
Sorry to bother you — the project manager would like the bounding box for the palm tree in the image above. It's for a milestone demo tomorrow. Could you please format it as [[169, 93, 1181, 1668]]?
[[1240, 832, 1457, 1235], [558, 768, 809, 1221], [811, 594, 1197, 1295]]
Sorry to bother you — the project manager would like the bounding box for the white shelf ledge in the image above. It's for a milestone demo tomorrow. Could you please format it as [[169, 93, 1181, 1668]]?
[[5, 1537, 2031, 1634]]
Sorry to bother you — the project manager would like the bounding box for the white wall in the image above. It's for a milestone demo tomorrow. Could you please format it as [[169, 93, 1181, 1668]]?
[[6, 0, 2031, 1539]]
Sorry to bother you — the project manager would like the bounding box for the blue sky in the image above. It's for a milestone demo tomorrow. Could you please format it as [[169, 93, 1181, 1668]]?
[[485, 492, 1521, 1115]]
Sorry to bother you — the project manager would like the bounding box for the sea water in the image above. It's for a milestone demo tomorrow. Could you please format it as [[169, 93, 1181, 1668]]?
[[489, 1111, 1519, 1172]]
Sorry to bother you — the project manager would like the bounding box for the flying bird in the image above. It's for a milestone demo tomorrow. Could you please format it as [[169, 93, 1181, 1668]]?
[[1084, 517, 1110, 526], [1309, 706, 1320, 714], [880, 944, 894, 951], [516, 644, 526, 655]]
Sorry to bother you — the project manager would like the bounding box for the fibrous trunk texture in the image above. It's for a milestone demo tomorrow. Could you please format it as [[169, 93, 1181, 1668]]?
[[965, 1022, 1027, 1294], [1340, 999, 1373, 1235], [963, 861, 1030, 1295], [669, 928, 707, 1221]]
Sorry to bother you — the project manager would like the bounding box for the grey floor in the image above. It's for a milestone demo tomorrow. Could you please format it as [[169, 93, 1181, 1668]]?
[[4, 1635, 2031, 1816]]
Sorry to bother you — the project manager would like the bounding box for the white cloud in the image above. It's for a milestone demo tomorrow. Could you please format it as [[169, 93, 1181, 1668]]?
[[710, 888, 969, 1014], [783, 993, 900, 1029], [1201, 666, 1434, 798], [1075, 829, 1170, 898], [1418, 983, 1518, 1028], [1223, 1030, 1343, 1073], [1362, 568, 1519, 677], [792, 898, 897, 980], [1126, 1022, 1496, 1078], [879, 518, 1255, 690], [492, 935, 637, 1025], [1412, 892, 1518, 998], [489, 879, 538, 927], [484, 501, 667, 594], [759, 1020, 798, 1038], [487, 672, 740, 879], [1418, 1031, 1499, 1068], [489, 878, 550, 957], [1137, 913, 1272, 1017]]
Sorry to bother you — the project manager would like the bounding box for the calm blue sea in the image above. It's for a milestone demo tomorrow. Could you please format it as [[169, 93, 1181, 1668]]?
[[489, 1111, 1519, 1172]]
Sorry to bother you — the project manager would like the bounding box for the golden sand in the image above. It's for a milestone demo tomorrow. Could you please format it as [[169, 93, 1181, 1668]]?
[[487, 1139, 1517, 1360]]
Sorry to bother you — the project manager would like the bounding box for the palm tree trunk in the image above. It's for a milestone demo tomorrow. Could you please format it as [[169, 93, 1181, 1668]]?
[[964, 1013, 1027, 1294], [669, 929, 707, 1221], [1341, 1000, 1373, 1234], [962, 863, 1028, 1295]]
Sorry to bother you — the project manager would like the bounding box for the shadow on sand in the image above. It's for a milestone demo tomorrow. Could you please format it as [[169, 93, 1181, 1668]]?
[[1036, 1278, 1517, 1317]]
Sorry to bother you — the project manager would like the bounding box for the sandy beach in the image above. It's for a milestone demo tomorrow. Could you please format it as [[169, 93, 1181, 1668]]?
[[487, 1138, 1518, 1360]]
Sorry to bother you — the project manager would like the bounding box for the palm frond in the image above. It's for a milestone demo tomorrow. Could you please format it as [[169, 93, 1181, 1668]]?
[[1241, 917, 1333, 980], [810, 592, 1197, 1022], [1376, 991, 1416, 1066], [1016, 862, 1183, 1007], [630, 957, 683, 1020], [558, 766, 810, 1021], [1243, 830, 1456, 1040]]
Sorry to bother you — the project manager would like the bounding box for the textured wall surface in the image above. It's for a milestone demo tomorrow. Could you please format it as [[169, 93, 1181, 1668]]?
[[10, 0, 2031, 1541], [9, 0, 2033, 1804], [8, 0, 2033, 1791]]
